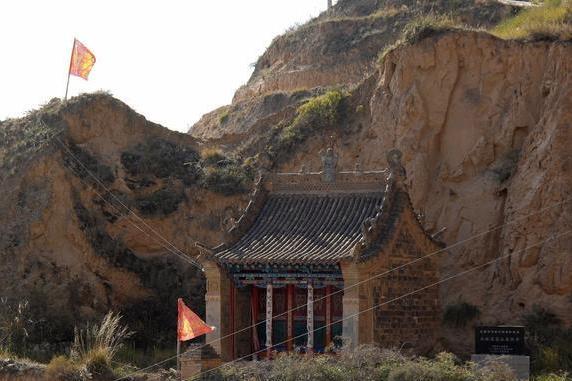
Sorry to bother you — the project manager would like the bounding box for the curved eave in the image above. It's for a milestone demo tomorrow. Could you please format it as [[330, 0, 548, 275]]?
[[211, 192, 385, 265]]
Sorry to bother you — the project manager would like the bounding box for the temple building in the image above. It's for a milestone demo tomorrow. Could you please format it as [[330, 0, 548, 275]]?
[[197, 149, 442, 361]]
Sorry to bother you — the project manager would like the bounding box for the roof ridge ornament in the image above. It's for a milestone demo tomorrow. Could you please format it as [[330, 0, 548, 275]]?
[[387, 149, 405, 183], [320, 146, 339, 183]]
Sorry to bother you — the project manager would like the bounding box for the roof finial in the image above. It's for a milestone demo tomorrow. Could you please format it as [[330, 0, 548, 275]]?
[[320, 140, 338, 183], [387, 149, 406, 181]]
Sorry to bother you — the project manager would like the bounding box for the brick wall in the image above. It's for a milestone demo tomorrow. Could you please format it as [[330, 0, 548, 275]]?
[[359, 211, 441, 352]]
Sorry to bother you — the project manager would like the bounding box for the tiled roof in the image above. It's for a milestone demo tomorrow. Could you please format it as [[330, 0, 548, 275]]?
[[212, 192, 385, 265]]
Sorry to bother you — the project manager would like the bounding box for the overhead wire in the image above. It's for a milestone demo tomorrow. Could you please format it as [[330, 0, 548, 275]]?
[[53, 134, 203, 270], [112, 192, 572, 380], [5, 118, 570, 380], [188, 228, 572, 380]]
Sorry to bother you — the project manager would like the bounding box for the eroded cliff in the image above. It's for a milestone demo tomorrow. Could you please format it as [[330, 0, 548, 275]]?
[[0, 94, 251, 347], [1, 5, 570, 356]]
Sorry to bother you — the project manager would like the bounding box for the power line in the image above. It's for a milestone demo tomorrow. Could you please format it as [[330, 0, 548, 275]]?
[[112, 193, 572, 380], [5, 117, 570, 379], [53, 135, 203, 270], [189, 229, 572, 380]]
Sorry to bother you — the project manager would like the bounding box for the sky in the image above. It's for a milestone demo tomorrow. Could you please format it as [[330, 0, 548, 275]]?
[[0, 0, 329, 132]]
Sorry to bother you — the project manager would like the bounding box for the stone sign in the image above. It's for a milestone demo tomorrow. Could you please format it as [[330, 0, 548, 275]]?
[[475, 326, 525, 356]]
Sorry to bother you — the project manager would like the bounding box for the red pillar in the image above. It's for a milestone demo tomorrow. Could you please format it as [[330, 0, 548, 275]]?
[[287, 285, 294, 351], [325, 285, 332, 349], [230, 282, 236, 359], [251, 286, 260, 356]]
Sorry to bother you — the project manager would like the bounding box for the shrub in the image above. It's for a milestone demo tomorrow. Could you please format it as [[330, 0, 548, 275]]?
[[201, 148, 227, 167], [121, 139, 200, 183], [0, 99, 64, 178], [45, 356, 84, 381], [202, 348, 521, 381], [490, 150, 520, 183], [492, 0, 572, 41], [478, 360, 519, 381], [218, 108, 231, 125], [524, 305, 562, 343], [534, 372, 571, 381], [63, 143, 115, 185], [83, 347, 114, 378], [443, 302, 480, 328], [270, 90, 346, 160], [135, 187, 185, 216], [523, 306, 572, 373], [71, 312, 132, 370], [200, 162, 254, 196], [388, 352, 476, 381]]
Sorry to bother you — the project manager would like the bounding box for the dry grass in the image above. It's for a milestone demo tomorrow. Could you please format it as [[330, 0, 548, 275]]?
[[0, 298, 32, 357], [200, 147, 226, 166], [70, 312, 132, 372], [492, 0, 572, 40], [45, 356, 84, 381], [378, 14, 470, 65], [400, 13, 467, 45], [203, 347, 520, 381]]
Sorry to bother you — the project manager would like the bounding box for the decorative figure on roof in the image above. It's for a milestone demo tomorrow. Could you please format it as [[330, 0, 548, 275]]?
[[386, 149, 405, 182], [299, 164, 308, 174], [320, 146, 338, 183], [354, 162, 363, 176]]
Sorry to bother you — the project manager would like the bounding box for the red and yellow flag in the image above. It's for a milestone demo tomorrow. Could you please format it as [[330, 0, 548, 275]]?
[[177, 298, 215, 342], [69, 39, 96, 80]]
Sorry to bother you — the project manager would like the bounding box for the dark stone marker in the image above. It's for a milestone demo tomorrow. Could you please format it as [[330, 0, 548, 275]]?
[[475, 326, 525, 356]]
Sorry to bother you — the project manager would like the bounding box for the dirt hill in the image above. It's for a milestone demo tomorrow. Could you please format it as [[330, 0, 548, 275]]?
[[0, 0, 570, 357], [0, 94, 253, 349], [189, 0, 517, 142]]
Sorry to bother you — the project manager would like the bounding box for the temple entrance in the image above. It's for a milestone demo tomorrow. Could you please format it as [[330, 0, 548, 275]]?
[[250, 284, 343, 355]]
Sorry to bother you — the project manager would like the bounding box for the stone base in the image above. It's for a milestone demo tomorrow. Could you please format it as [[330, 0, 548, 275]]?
[[180, 344, 223, 380], [471, 354, 530, 381]]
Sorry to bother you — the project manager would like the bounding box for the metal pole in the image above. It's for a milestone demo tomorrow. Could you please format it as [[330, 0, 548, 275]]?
[[176, 340, 181, 380], [64, 38, 76, 101]]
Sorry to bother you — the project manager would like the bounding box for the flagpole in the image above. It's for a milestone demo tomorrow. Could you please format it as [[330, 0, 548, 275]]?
[[64, 38, 76, 101], [176, 339, 181, 380]]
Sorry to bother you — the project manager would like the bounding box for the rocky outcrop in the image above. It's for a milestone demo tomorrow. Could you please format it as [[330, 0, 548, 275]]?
[[1, 4, 571, 357], [270, 31, 572, 351], [373, 32, 572, 329], [0, 94, 250, 346], [188, 0, 517, 141], [194, 29, 572, 348]]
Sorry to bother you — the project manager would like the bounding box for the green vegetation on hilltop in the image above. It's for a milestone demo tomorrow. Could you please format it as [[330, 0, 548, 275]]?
[[195, 146, 255, 196], [492, 0, 572, 40], [400, 14, 465, 45], [378, 14, 472, 64], [0, 99, 64, 178], [268, 89, 347, 161], [120, 138, 253, 216]]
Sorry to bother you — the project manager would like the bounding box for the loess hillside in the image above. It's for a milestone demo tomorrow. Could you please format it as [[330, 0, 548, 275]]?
[[0, 0, 571, 358]]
